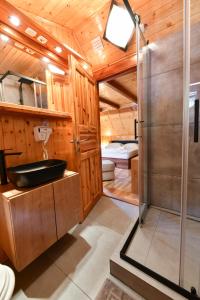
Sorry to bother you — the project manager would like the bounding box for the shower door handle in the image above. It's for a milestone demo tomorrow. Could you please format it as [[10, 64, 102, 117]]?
[[194, 99, 199, 143], [134, 119, 138, 139]]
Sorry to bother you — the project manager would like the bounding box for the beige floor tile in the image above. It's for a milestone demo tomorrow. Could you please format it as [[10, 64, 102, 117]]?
[[12, 254, 90, 300], [45, 197, 138, 299], [125, 207, 200, 291], [126, 208, 160, 264], [84, 196, 139, 235], [10, 197, 138, 300], [145, 230, 180, 283]]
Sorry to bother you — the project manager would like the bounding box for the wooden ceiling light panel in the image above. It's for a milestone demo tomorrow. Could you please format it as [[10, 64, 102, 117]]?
[[26, 14, 83, 56], [0, 0, 88, 67]]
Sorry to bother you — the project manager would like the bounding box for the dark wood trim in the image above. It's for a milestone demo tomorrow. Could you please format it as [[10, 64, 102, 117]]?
[[99, 97, 120, 109], [94, 56, 137, 82], [105, 80, 137, 103], [100, 105, 137, 115]]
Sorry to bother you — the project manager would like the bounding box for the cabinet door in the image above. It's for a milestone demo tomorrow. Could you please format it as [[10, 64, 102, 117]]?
[[10, 183, 57, 271], [53, 174, 81, 239]]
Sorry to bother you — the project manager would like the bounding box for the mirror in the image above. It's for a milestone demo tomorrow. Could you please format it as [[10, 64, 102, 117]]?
[[0, 36, 48, 108]]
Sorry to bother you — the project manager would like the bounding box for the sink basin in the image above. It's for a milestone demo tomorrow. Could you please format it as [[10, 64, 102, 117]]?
[[7, 159, 67, 188]]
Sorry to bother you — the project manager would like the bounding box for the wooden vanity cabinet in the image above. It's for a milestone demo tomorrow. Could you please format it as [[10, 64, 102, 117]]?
[[53, 174, 80, 239], [0, 171, 80, 271]]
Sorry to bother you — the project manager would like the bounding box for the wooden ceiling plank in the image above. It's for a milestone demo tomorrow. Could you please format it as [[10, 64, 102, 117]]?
[[99, 97, 120, 109], [105, 80, 137, 103]]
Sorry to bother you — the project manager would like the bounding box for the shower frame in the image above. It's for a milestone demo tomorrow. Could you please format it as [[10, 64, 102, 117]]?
[[120, 0, 200, 299]]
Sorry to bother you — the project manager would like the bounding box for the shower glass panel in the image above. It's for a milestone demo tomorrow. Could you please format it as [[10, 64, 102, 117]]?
[[136, 22, 150, 224], [181, 0, 200, 295], [124, 0, 185, 290], [122, 1, 200, 298]]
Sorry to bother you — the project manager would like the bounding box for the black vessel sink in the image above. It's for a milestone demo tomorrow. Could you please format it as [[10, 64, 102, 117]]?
[[7, 159, 67, 188]]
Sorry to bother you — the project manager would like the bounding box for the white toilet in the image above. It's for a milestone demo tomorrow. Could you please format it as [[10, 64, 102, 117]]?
[[0, 264, 15, 300]]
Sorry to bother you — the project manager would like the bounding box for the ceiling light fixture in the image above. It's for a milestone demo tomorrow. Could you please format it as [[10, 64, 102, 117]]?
[[48, 64, 65, 75], [0, 34, 9, 42], [55, 46, 62, 53], [9, 15, 20, 27], [103, 0, 137, 51], [42, 57, 50, 63]]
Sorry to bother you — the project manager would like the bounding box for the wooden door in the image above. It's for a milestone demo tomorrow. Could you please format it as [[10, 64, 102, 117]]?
[[69, 56, 102, 220]]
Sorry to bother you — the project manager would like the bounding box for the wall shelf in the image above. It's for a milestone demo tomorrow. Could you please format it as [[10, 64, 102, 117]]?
[[0, 102, 72, 119]]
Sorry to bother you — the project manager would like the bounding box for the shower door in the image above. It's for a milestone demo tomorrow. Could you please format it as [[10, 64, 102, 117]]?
[[136, 21, 150, 224], [180, 0, 200, 295]]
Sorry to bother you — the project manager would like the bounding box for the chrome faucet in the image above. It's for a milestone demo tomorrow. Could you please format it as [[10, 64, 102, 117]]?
[[0, 149, 22, 185]]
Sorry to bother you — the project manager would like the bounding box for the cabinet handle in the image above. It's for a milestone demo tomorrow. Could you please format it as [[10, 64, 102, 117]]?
[[194, 99, 199, 143]]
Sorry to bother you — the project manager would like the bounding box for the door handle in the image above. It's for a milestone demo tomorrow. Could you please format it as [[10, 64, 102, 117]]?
[[134, 119, 138, 139], [194, 99, 199, 143]]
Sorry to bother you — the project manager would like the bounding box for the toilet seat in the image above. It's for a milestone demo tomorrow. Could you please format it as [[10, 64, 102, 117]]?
[[0, 265, 15, 300]]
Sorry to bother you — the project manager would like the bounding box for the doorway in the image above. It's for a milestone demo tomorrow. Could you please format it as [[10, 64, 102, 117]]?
[[98, 69, 139, 206]]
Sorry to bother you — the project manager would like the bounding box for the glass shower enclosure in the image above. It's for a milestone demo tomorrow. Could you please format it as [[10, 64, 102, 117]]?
[[121, 1, 200, 299]]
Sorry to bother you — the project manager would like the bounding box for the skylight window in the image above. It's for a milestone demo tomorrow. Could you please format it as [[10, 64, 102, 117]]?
[[104, 1, 135, 50]]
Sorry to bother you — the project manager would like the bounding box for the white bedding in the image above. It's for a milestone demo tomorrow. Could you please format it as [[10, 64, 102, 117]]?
[[101, 143, 138, 159]]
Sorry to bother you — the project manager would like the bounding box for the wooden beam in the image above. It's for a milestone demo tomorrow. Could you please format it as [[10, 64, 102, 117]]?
[[99, 97, 120, 109], [101, 67, 137, 82], [101, 106, 137, 116], [105, 80, 137, 103], [93, 55, 137, 81]]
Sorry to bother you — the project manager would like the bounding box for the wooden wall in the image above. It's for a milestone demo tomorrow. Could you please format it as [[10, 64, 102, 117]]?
[[0, 114, 74, 170], [100, 108, 138, 144]]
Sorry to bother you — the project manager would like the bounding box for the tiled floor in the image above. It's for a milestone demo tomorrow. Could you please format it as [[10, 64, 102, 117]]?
[[103, 168, 139, 205], [11, 196, 144, 300], [127, 208, 200, 294]]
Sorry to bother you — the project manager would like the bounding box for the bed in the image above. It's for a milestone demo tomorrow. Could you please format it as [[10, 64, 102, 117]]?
[[101, 140, 138, 169]]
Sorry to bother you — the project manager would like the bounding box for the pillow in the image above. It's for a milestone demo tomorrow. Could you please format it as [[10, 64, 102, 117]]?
[[106, 142, 122, 149], [123, 143, 138, 151]]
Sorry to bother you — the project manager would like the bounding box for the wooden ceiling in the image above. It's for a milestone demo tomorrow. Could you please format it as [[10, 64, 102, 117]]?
[[99, 70, 137, 111], [6, 0, 185, 80], [7, 0, 184, 78], [8, 0, 111, 29], [0, 41, 46, 79]]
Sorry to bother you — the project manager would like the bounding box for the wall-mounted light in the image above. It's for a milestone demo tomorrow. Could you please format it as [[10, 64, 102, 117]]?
[[9, 15, 21, 27], [48, 64, 65, 75], [55, 46, 62, 53], [0, 34, 9, 42], [83, 63, 89, 70], [103, 0, 135, 50], [42, 57, 50, 63]]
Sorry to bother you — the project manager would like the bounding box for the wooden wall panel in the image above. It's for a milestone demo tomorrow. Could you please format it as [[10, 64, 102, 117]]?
[[0, 114, 74, 170], [46, 71, 73, 114], [101, 109, 138, 144]]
